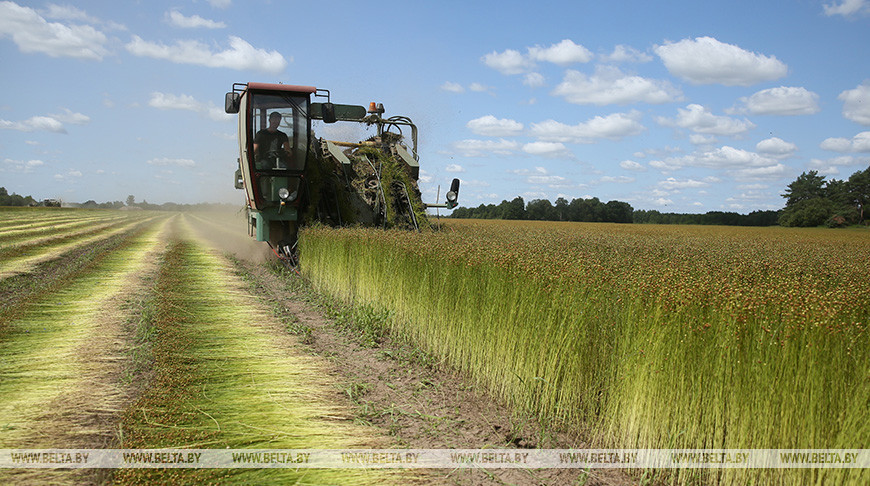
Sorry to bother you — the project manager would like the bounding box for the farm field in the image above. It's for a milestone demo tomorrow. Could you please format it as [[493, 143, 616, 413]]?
[[0, 208, 600, 486], [301, 218, 870, 486]]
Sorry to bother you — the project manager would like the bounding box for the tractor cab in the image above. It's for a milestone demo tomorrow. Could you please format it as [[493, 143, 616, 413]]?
[[226, 83, 321, 252]]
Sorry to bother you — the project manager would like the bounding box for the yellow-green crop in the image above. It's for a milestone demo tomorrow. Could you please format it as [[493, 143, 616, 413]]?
[[300, 219, 870, 485]]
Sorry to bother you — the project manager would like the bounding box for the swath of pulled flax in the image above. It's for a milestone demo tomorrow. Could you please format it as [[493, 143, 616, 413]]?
[[0, 211, 159, 279], [0, 219, 167, 486], [115, 238, 414, 485], [0, 212, 132, 246], [299, 221, 870, 486]]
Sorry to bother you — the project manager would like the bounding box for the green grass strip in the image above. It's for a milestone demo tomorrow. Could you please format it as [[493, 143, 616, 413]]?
[[115, 237, 412, 485]]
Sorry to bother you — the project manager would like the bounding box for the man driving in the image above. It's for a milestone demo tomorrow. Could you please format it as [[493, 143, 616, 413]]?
[[253, 111, 291, 169]]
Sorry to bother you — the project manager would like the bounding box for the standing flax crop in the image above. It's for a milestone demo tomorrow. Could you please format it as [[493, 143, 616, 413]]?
[[299, 219, 870, 486]]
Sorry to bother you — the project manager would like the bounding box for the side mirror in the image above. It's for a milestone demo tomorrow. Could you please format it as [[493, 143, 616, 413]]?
[[234, 167, 244, 189], [446, 178, 460, 208], [225, 92, 241, 114], [321, 102, 337, 124]]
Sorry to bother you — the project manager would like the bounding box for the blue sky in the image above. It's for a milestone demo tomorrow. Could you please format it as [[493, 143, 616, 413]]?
[[1, 0, 869, 213]]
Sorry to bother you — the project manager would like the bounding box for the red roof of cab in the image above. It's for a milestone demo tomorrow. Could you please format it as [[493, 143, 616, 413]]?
[[246, 82, 316, 94]]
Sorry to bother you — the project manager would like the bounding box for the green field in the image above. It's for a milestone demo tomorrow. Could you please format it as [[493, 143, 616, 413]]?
[[301, 218, 870, 485]]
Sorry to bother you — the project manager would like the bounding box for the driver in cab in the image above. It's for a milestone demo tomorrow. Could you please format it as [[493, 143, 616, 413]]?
[[254, 111, 291, 169]]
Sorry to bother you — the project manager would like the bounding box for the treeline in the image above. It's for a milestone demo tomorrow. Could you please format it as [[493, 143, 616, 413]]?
[[450, 197, 634, 223], [633, 209, 780, 226], [779, 166, 869, 227], [0, 187, 38, 206]]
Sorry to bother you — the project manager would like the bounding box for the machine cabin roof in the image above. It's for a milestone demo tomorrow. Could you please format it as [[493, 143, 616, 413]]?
[[246, 82, 316, 94]]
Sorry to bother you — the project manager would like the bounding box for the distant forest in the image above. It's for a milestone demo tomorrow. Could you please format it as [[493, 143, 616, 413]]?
[[450, 165, 869, 228], [449, 196, 781, 226]]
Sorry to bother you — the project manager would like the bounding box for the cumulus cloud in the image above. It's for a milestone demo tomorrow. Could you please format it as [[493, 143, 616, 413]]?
[[0, 1, 109, 60], [809, 155, 870, 176], [482, 48, 533, 75], [528, 39, 593, 65], [600, 44, 652, 63], [756, 137, 798, 158], [523, 73, 546, 88], [166, 10, 226, 29], [734, 86, 820, 115], [147, 157, 196, 167], [452, 139, 520, 157], [467, 115, 524, 137], [522, 142, 573, 158], [440, 81, 464, 93], [820, 131, 870, 152], [620, 160, 646, 171], [0, 109, 89, 133], [482, 39, 592, 75], [658, 177, 710, 190], [823, 0, 870, 16], [650, 146, 785, 180], [512, 167, 572, 187], [1, 158, 45, 173], [445, 164, 465, 173], [126, 35, 288, 74], [148, 92, 231, 121], [838, 81, 870, 125], [531, 111, 646, 143], [654, 36, 787, 86], [552, 66, 682, 105], [658, 104, 755, 136], [600, 175, 635, 183]]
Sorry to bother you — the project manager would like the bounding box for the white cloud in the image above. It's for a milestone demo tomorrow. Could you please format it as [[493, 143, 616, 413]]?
[[528, 39, 593, 65], [654, 36, 787, 86], [523, 72, 545, 88], [823, 0, 870, 16], [126, 35, 288, 74], [0, 1, 108, 60], [658, 104, 755, 136], [809, 155, 870, 176], [467, 115, 524, 136], [600, 175, 635, 183], [147, 157, 196, 167], [838, 81, 870, 125], [552, 66, 682, 105], [512, 167, 572, 187], [468, 83, 492, 93], [1, 115, 67, 133], [440, 81, 464, 93], [54, 168, 83, 181], [820, 131, 870, 152], [756, 137, 798, 158], [601, 45, 652, 63], [445, 164, 465, 173], [166, 10, 226, 29], [148, 92, 231, 122], [734, 86, 820, 115], [0, 108, 90, 133], [690, 134, 718, 145], [452, 139, 520, 157], [658, 177, 709, 190], [482, 48, 533, 75], [522, 142, 573, 158], [531, 111, 646, 143], [483, 39, 592, 75], [1, 158, 45, 173], [620, 160, 646, 171]]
